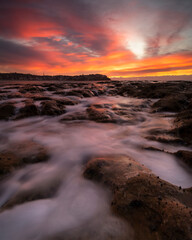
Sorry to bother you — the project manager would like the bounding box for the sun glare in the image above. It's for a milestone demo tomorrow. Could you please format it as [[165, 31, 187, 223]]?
[[126, 38, 146, 59]]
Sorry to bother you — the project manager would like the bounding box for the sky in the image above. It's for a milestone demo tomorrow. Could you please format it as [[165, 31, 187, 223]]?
[[0, 0, 192, 78]]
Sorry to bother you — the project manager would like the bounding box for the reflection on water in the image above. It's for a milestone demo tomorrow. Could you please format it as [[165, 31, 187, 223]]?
[[0, 83, 192, 240]]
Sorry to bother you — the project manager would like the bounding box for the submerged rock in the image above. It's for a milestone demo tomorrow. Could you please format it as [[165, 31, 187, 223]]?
[[83, 155, 192, 240], [0, 152, 21, 175], [0, 140, 49, 176], [60, 112, 88, 121], [1, 172, 61, 210]]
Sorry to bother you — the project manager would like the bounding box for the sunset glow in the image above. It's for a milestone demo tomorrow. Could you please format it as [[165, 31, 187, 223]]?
[[126, 37, 146, 59], [0, 0, 192, 78]]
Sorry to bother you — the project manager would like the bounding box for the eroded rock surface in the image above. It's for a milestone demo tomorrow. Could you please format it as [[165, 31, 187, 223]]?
[[86, 105, 119, 123], [0, 140, 49, 176], [19, 85, 45, 93], [84, 155, 192, 240], [60, 112, 88, 121], [41, 100, 66, 116], [173, 109, 192, 144], [0, 102, 15, 120], [152, 95, 188, 112], [16, 100, 39, 119]]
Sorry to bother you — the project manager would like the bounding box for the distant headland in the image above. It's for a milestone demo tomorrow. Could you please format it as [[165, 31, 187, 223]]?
[[0, 72, 111, 81]]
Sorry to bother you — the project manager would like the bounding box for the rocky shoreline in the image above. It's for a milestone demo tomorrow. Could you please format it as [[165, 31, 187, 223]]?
[[0, 80, 192, 240]]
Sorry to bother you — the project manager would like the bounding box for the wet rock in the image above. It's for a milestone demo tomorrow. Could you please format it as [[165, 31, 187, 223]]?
[[7, 92, 23, 99], [118, 82, 168, 98], [81, 89, 95, 97], [173, 109, 192, 144], [152, 95, 188, 112], [84, 155, 151, 184], [46, 84, 62, 91], [86, 105, 118, 123], [16, 100, 39, 119], [53, 90, 67, 96], [47, 86, 57, 91], [107, 87, 118, 96], [142, 146, 165, 152], [84, 155, 192, 240], [0, 102, 15, 120], [1, 172, 61, 210], [41, 100, 66, 116], [146, 134, 183, 144], [0, 140, 49, 176], [0, 152, 21, 175], [117, 81, 192, 99], [19, 85, 45, 93], [13, 140, 49, 164], [55, 97, 79, 105], [175, 150, 192, 167], [87, 82, 106, 93], [113, 106, 145, 123], [92, 103, 112, 109], [3, 85, 20, 89], [24, 92, 51, 101], [54, 84, 104, 97], [60, 112, 88, 121], [66, 89, 95, 98]]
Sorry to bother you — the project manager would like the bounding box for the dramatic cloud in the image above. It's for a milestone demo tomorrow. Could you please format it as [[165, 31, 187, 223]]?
[[0, 0, 192, 77]]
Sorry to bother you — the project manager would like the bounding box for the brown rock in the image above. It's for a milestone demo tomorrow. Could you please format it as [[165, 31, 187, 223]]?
[[117, 81, 192, 99], [60, 112, 87, 121], [0, 140, 49, 176], [0, 102, 15, 120], [19, 85, 45, 93], [175, 150, 192, 167], [83, 155, 192, 240], [142, 146, 165, 152], [55, 97, 79, 105], [1, 174, 61, 210], [16, 100, 39, 119], [173, 109, 192, 144], [0, 152, 21, 175], [86, 105, 118, 123], [41, 100, 66, 116], [13, 140, 49, 164], [46, 85, 61, 91], [152, 95, 188, 112], [24, 92, 51, 100], [7, 92, 23, 99], [66, 89, 94, 98], [145, 134, 182, 144]]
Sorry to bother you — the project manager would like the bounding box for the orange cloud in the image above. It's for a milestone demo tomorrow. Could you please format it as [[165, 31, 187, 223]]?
[[1, 0, 192, 78]]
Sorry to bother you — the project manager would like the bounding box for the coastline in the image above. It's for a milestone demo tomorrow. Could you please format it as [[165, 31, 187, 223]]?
[[0, 79, 192, 240]]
